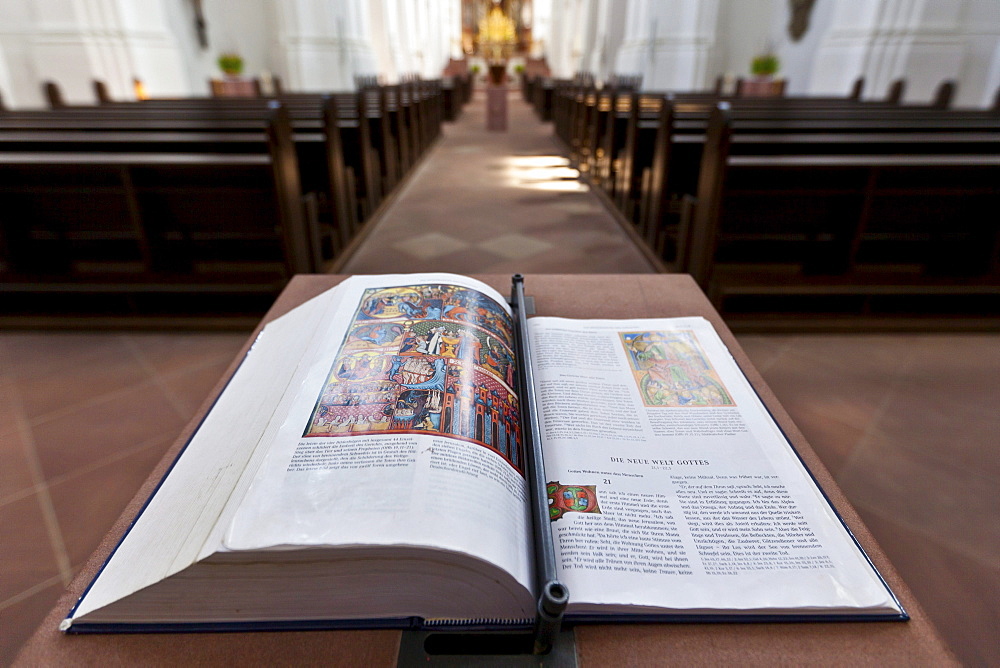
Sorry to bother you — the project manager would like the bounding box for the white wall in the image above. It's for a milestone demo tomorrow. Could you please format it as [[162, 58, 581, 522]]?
[[714, 0, 781, 82], [780, 0, 836, 95], [1, 0, 997, 107], [807, 0, 992, 103], [200, 0, 273, 80], [0, 1, 42, 106], [0, 0, 192, 106], [955, 0, 1000, 107], [711, 0, 841, 96]]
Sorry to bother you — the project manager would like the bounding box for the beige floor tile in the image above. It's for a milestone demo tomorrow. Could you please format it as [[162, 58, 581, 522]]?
[[837, 428, 997, 565], [125, 332, 247, 378], [0, 494, 62, 603], [3, 333, 150, 421], [0, 426, 37, 502], [0, 581, 65, 667], [158, 358, 241, 421], [31, 380, 186, 482]]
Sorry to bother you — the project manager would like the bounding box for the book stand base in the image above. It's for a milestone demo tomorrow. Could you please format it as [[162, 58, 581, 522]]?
[[397, 628, 577, 666]]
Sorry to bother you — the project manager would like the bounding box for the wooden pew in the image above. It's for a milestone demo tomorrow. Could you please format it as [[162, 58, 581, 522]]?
[[442, 75, 472, 121], [93, 79, 112, 104], [683, 103, 1000, 328], [0, 84, 445, 305], [556, 84, 1000, 301], [43, 81, 65, 108], [0, 90, 416, 256], [615, 96, 1000, 264], [0, 102, 317, 323], [0, 106, 346, 264]]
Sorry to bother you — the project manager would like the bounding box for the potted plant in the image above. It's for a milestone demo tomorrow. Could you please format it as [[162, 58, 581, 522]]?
[[750, 52, 780, 79], [743, 52, 783, 97], [217, 52, 244, 78]]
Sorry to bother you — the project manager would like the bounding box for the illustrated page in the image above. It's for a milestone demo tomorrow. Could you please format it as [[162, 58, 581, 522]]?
[[226, 274, 533, 596], [528, 316, 900, 615]]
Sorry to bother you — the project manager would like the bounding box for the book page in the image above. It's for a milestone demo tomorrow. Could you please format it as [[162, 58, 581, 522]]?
[[528, 316, 901, 615], [69, 280, 357, 622], [225, 274, 534, 599]]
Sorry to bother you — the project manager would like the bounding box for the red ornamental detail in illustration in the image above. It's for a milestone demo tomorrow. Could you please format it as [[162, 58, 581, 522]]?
[[547, 482, 601, 521]]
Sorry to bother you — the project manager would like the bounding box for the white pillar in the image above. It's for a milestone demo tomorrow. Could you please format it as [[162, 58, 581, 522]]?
[[600, 0, 629, 80], [275, 0, 380, 91], [584, 0, 629, 83], [615, 0, 720, 91], [613, 0, 647, 77], [552, 0, 595, 78], [531, 0, 553, 60], [368, 0, 394, 82], [447, 0, 463, 60]]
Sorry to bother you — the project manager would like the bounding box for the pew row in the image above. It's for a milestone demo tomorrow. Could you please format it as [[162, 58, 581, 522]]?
[[544, 83, 1000, 329], [0, 104, 312, 325], [685, 104, 1000, 329], [0, 82, 455, 325]]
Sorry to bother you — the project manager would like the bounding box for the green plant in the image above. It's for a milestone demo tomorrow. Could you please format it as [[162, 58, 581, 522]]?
[[217, 52, 244, 76], [514, 64, 525, 74], [751, 53, 780, 77], [470, 64, 482, 75]]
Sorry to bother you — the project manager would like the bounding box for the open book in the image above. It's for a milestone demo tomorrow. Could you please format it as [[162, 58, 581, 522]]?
[[63, 273, 905, 633]]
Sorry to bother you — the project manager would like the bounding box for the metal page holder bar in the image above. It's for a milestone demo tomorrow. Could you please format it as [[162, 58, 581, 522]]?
[[510, 274, 569, 654]]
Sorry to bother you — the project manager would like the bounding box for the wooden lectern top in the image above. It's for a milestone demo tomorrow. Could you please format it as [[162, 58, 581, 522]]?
[[16, 275, 957, 667]]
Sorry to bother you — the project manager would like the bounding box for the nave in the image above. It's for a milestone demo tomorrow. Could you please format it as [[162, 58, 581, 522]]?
[[1, 89, 997, 666], [340, 86, 657, 274]]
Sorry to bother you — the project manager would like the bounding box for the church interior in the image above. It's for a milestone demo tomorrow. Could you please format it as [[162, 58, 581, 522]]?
[[1, 0, 998, 664]]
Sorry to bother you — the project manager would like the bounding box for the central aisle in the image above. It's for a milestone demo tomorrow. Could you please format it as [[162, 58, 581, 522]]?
[[339, 86, 658, 274]]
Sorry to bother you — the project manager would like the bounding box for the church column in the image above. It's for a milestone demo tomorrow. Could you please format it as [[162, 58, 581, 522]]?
[[583, 0, 630, 83], [367, 0, 395, 82], [275, 0, 378, 91], [344, 0, 378, 79], [394, 0, 420, 78], [423, 0, 452, 78], [446, 0, 464, 61], [808, 0, 971, 102], [613, 0, 720, 90], [530, 0, 553, 60], [612, 0, 649, 79], [547, 0, 601, 78], [546, 0, 587, 78], [406, 0, 450, 79]]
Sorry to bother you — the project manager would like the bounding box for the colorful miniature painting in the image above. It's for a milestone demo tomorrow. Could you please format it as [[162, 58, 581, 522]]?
[[303, 283, 523, 471], [547, 482, 601, 521], [620, 330, 735, 407]]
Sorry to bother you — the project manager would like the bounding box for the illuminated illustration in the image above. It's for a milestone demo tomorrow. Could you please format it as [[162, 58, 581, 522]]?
[[547, 482, 601, 521], [304, 284, 523, 471], [620, 330, 735, 407]]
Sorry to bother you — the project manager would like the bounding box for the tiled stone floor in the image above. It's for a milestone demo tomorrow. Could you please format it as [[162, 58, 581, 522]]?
[[2, 91, 997, 665], [0, 332, 249, 664], [341, 89, 657, 274]]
